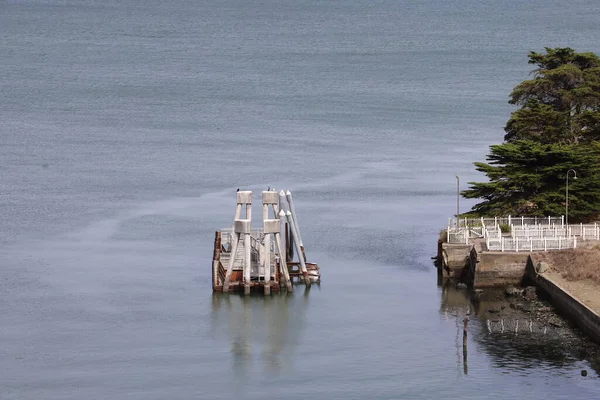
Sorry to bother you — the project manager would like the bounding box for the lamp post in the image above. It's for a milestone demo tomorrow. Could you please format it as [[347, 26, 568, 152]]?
[[566, 169, 577, 227], [456, 175, 460, 226]]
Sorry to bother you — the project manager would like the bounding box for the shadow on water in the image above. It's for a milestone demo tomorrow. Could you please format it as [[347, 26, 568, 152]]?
[[438, 279, 600, 376], [210, 286, 312, 378]]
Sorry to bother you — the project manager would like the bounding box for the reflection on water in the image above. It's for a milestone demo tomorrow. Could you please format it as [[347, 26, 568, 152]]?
[[439, 280, 600, 376], [211, 287, 311, 377], [439, 280, 471, 375]]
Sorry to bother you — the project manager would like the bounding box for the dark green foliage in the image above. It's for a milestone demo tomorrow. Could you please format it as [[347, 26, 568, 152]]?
[[504, 47, 600, 144], [466, 48, 600, 221], [464, 140, 600, 221], [498, 223, 511, 233]]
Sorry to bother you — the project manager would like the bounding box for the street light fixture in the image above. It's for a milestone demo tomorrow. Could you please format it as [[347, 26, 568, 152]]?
[[456, 175, 460, 226], [566, 169, 577, 227]]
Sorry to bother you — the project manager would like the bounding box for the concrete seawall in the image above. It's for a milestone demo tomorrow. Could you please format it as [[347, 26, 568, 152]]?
[[439, 242, 472, 279], [527, 258, 600, 344], [440, 239, 530, 287], [473, 250, 529, 288], [438, 236, 600, 343]]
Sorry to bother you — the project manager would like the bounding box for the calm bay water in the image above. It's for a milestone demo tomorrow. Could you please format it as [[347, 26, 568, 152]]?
[[2, 0, 600, 398]]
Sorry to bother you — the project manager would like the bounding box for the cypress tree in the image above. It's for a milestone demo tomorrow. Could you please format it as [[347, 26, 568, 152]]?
[[465, 48, 600, 221]]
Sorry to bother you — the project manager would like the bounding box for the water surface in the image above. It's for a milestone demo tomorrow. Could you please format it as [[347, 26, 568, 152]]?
[[2, 0, 600, 399]]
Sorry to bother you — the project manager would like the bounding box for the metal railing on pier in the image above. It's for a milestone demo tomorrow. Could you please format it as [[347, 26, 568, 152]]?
[[444, 215, 600, 251], [486, 236, 577, 252], [449, 215, 564, 229]]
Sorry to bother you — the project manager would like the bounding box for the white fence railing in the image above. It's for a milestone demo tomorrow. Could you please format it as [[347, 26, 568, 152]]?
[[511, 226, 568, 238], [486, 236, 577, 252], [220, 228, 264, 253], [510, 224, 600, 240], [446, 216, 600, 250], [566, 223, 600, 239], [447, 226, 488, 244], [449, 216, 564, 229], [446, 225, 502, 244], [447, 229, 469, 244]]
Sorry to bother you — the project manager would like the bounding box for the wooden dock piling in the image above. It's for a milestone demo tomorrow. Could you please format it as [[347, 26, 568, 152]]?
[[211, 189, 320, 295], [463, 316, 469, 375]]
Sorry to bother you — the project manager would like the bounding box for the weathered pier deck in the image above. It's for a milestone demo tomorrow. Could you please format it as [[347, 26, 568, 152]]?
[[212, 189, 320, 295]]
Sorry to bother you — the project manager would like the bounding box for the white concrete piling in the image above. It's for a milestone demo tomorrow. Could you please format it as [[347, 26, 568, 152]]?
[[277, 210, 293, 291], [224, 218, 251, 293], [285, 210, 310, 286], [216, 188, 318, 294], [278, 190, 288, 213], [285, 190, 306, 259], [263, 233, 271, 295], [278, 190, 291, 259], [244, 230, 251, 295], [234, 191, 252, 221], [262, 191, 280, 295]]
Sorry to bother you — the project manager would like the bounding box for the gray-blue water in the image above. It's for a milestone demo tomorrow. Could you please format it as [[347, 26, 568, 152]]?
[[2, 0, 600, 398]]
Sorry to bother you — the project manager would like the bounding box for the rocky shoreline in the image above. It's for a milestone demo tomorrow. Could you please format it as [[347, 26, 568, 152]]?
[[475, 284, 568, 329]]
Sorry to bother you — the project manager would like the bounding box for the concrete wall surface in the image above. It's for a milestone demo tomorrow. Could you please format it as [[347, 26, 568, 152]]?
[[534, 271, 600, 344], [441, 243, 472, 278], [474, 251, 530, 288]]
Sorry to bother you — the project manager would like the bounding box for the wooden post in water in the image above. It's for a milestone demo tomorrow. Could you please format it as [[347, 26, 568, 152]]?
[[212, 231, 220, 290], [463, 316, 469, 375]]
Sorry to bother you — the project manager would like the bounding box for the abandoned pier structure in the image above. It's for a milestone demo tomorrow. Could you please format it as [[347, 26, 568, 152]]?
[[212, 190, 320, 295]]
